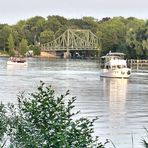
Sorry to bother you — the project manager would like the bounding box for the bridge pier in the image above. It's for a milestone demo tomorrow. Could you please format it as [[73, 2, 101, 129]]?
[[64, 51, 71, 58], [40, 51, 58, 58], [40, 51, 72, 59]]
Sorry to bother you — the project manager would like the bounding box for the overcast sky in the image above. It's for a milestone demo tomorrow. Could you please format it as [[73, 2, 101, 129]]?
[[0, 0, 148, 24]]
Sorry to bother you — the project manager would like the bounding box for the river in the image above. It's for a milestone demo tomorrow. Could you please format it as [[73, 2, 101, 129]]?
[[0, 57, 148, 148]]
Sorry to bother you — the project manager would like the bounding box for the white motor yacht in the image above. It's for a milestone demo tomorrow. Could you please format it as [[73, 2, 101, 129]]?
[[100, 52, 131, 78]]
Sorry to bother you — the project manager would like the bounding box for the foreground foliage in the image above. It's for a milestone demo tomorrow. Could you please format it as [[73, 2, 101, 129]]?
[[0, 103, 7, 147], [0, 82, 104, 147], [143, 128, 148, 148]]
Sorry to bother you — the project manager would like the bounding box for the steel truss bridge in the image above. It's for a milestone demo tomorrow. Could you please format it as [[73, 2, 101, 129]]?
[[41, 29, 99, 51]]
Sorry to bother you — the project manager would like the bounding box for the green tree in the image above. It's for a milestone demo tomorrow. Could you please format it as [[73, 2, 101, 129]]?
[[97, 17, 128, 55], [69, 18, 84, 29], [82, 16, 98, 32], [45, 16, 62, 33], [125, 18, 145, 58], [24, 16, 46, 44], [13, 20, 27, 44], [0, 25, 12, 52], [6, 82, 105, 148], [19, 38, 28, 56], [8, 34, 15, 50], [40, 30, 54, 44], [28, 45, 40, 56]]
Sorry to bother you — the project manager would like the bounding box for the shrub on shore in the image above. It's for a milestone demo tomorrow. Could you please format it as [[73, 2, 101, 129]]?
[[0, 103, 8, 147], [0, 81, 105, 147], [142, 128, 148, 148]]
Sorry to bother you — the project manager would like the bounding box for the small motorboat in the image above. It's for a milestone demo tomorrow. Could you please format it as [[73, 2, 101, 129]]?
[[100, 52, 131, 78], [7, 57, 27, 66]]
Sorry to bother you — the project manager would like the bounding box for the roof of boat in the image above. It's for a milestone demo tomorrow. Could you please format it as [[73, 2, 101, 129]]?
[[106, 52, 125, 56], [101, 52, 125, 58]]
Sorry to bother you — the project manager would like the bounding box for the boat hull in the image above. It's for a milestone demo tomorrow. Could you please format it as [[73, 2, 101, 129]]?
[[100, 68, 131, 78], [7, 61, 28, 66]]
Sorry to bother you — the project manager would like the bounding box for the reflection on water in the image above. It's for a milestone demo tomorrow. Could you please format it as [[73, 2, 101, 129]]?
[[100, 78, 128, 147], [103, 78, 127, 116], [102, 78, 127, 102], [0, 58, 148, 148], [7, 65, 28, 75], [98, 77, 148, 148]]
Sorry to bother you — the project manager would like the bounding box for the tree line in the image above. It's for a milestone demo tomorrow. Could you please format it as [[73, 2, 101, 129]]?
[[0, 15, 148, 58]]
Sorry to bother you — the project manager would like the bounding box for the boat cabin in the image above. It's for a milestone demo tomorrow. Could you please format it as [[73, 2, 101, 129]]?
[[105, 60, 127, 70], [100, 52, 126, 69]]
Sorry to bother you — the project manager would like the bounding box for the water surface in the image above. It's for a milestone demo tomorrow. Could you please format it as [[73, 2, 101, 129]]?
[[0, 57, 148, 148]]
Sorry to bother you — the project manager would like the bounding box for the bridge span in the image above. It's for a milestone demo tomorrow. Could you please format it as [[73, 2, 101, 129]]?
[[40, 29, 100, 58], [40, 29, 100, 51]]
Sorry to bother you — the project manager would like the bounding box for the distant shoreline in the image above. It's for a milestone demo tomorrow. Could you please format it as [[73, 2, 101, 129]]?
[[0, 54, 9, 57]]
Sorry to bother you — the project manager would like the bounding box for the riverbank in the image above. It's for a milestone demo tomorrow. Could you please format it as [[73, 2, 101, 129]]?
[[0, 51, 9, 57]]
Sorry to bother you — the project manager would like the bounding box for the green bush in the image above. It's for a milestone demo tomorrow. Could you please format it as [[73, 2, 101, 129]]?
[[143, 128, 148, 148], [3, 82, 104, 147], [0, 103, 8, 147], [28, 45, 40, 56], [8, 50, 15, 57]]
